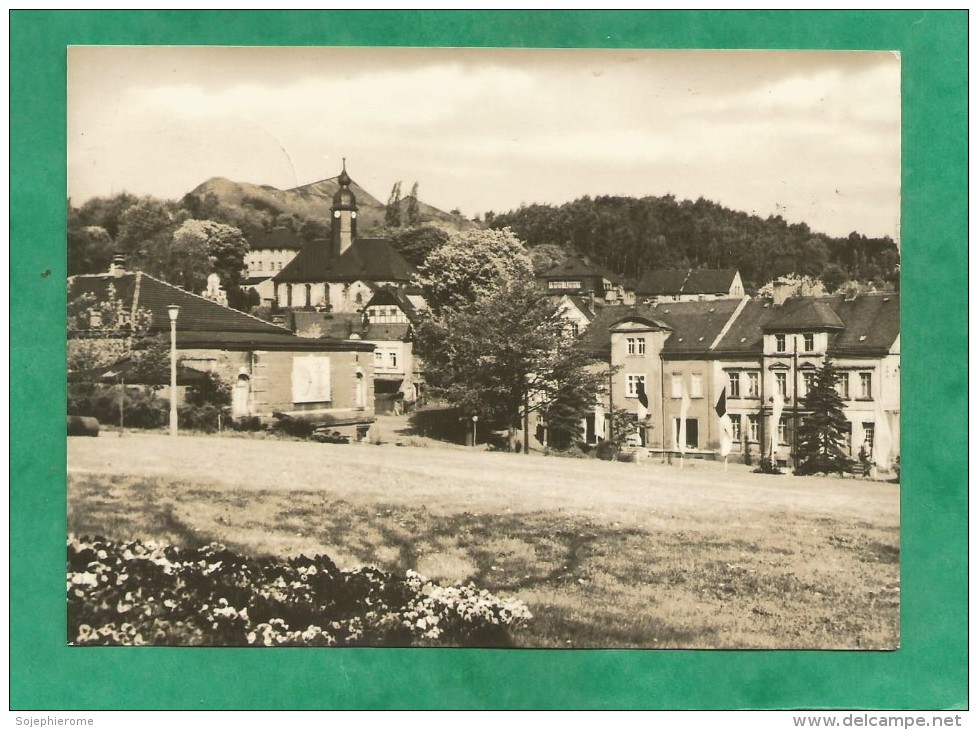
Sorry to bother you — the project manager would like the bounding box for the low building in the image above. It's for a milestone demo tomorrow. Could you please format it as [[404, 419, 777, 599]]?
[[68, 268, 377, 437]]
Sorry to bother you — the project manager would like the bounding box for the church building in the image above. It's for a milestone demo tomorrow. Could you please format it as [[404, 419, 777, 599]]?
[[272, 162, 416, 313]]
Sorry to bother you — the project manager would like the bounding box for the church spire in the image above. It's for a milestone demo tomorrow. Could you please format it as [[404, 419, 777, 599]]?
[[331, 159, 358, 256]]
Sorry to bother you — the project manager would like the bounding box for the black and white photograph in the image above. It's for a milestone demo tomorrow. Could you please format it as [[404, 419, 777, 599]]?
[[66, 46, 901, 650]]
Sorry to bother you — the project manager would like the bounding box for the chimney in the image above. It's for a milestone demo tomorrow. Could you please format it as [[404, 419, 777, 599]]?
[[109, 253, 126, 277], [586, 289, 596, 315], [772, 278, 791, 306]]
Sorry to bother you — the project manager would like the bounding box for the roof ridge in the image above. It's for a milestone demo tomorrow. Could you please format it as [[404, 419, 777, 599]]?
[[709, 295, 750, 350], [138, 271, 293, 333]]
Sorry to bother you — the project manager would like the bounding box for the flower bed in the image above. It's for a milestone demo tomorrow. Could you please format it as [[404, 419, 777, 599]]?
[[67, 536, 531, 647]]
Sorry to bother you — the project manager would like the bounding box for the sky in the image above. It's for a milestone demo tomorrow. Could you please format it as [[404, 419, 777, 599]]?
[[68, 47, 901, 241]]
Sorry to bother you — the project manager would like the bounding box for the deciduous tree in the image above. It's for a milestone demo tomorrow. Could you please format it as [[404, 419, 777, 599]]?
[[413, 227, 534, 315]]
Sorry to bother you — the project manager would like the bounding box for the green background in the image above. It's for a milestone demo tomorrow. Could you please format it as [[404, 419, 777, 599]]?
[[10, 11, 967, 710]]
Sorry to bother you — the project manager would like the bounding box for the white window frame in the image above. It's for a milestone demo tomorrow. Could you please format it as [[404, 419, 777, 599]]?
[[690, 373, 703, 398], [670, 373, 683, 398], [747, 371, 760, 398], [859, 372, 873, 400], [775, 371, 787, 397], [728, 371, 740, 398], [775, 334, 786, 353], [626, 374, 646, 398]]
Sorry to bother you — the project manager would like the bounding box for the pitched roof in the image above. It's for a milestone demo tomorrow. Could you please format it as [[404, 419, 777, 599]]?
[[364, 286, 423, 322], [274, 238, 416, 284], [713, 293, 900, 357], [636, 268, 739, 296], [763, 299, 845, 331], [823, 293, 900, 356], [69, 272, 289, 335], [655, 299, 744, 355], [540, 258, 620, 282], [248, 226, 304, 251], [579, 299, 742, 360], [68, 272, 373, 351]]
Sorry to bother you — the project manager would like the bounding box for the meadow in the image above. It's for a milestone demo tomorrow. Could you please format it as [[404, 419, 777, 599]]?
[[68, 432, 899, 649]]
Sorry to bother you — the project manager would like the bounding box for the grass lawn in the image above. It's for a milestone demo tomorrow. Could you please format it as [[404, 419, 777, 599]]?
[[68, 432, 899, 649]]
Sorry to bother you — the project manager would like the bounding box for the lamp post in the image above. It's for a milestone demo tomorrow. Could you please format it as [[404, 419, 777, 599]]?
[[472, 415, 478, 447], [167, 305, 179, 437]]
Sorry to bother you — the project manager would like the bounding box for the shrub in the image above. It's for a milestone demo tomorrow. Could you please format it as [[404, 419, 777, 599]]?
[[595, 439, 619, 461], [67, 384, 169, 429], [67, 536, 532, 647], [177, 403, 226, 433], [232, 416, 264, 432], [272, 413, 315, 438], [185, 372, 231, 408], [753, 457, 783, 475]]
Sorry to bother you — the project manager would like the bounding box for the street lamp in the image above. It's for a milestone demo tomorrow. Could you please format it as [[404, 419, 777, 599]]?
[[472, 415, 478, 447], [167, 305, 179, 437]]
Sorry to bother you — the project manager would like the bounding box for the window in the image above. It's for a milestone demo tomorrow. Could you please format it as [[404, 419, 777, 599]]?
[[728, 372, 740, 398], [747, 371, 760, 398], [862, 422, 875, 450], [637, 338, 646, 355], [671, 374, 683, 398], [387, 351, 398, 368], [747, 415, 759, 442], [803, 333, 815, 352], [674, 418, 698, 449], [730, 416, 742, 442], [690, 373, 703, 398], [859, 372, 873, 400], [567, 322, 580, 338], [775, 334, 786, 353], [549, 280, 581, 290], [836, 372, 850, 400], [775, 371, 787, 397], [843, 422, 853, 454], [374, 350, 384, 367], [627, 337, 636, 355], [626, 374, 646, 398], [802, 372, 816, 396], [778, 417, 788, 445]]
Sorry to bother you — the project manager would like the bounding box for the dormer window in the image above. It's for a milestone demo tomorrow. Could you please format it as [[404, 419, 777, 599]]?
[[803, 333, 815, 352], [775, 334, 787, 353]]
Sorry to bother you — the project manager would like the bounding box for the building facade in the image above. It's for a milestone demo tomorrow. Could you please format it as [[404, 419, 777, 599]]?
[[69, 269, 377, 437], [605, 290, 900, 470]]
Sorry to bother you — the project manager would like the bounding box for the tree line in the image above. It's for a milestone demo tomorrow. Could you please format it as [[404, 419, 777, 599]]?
[[486, 195, 900, 292]]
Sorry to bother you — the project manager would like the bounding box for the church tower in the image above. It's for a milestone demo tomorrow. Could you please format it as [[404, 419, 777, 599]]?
[[331, 159, 358, 258]]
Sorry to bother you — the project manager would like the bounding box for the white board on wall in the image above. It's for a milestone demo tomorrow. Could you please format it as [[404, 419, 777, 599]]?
[[292, 355, 331, 404]]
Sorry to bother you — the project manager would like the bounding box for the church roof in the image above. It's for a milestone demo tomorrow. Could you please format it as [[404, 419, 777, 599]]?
[[273, 238, 416, 284]]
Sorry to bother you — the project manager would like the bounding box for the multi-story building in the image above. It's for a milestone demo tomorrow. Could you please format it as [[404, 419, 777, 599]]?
[[605, 282, 900, 470]]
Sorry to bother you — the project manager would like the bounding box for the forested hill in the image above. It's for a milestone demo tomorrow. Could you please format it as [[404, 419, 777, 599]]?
[[486, 195, 900, 291]]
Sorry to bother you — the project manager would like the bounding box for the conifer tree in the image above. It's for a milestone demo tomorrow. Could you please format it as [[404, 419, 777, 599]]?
[[794, 360, 853, 476]]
